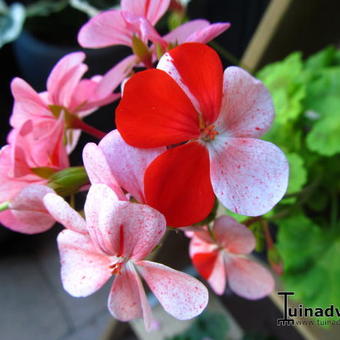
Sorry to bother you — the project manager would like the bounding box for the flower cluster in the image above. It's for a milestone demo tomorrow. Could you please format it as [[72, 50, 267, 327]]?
[[0, 0, 288, 331]]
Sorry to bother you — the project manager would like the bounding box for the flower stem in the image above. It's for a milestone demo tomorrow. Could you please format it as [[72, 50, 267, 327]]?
[[71, 118, 106, 140], [0, 201, 10, 212]]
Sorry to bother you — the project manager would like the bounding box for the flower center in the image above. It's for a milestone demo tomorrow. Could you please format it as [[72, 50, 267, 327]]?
[[109, 259, 125, 275], [200, 125, 219, 142]]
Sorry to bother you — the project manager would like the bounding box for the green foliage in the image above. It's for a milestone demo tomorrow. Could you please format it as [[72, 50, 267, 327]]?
[[167, 312, 229, 340], [255, 46, 340, 320]]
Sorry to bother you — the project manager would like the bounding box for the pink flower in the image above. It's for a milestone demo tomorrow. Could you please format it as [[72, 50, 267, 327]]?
[[189, 216, 274, 299], [78, 0, 171, 49], [10, 52, 130, 152], [43, 184, 209, 330], [82, 129, 165, 203], [116, 43, 289, 227], [0, 118, 68, 233]]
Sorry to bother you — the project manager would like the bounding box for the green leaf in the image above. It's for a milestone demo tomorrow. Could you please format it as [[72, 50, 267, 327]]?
[[277, 214, 340, 322], [286, 153, 307, 195]]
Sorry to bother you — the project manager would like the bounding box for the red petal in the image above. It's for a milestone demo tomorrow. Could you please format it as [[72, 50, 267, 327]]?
[[144, 142, 215, 227], [116, 69, 200, 148], [163, 43, 223, 124], [192, 251, 218, 280]]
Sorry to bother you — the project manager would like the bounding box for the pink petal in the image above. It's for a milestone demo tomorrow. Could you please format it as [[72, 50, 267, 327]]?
[[0, 184, 55, 234], [47, 52, 87, 107], [43, 193, 87, 234], [208, 137, 289, 216], [78, 10, 133, 48], [82, 143, 126, 200], [10, 78, 50, 127], [226, 257, 274, 299], [108, 261, 154, 330], [185, 22, 231, 43], [121, 0, 170, 25], [213, 215, 255, 254], [208, 252, 226, 295], [84, 184, 166, 260], [57, 229, 111, 297], [216, 66, 274, 138], [163, 19, 210, 45], [98, 130, 165, 203], [136, 261, 208, 320]]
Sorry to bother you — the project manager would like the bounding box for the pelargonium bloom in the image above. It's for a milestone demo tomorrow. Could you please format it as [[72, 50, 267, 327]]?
[[78, 0, 229, 67], [0, 118, 67, 233], [116, 43, 289, 227], [189, 215, 274, 299], [43, 184, 209, 330], [11, 52, 131, 152]]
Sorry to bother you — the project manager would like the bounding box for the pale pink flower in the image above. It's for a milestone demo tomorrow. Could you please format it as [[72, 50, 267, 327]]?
[[0, 118, 67, 233], [43, 184, 209, 330], [10, 52, 131, 152], [189, 215, 274, 299]]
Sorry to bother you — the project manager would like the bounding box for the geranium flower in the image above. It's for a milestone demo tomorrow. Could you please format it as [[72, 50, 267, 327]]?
[[116, 43, 289, 227], [0, 118, 66, 233], [43, 184, 209, 330], [10, 52, 131, 152], [78, 0, 229, 68], [189, 215, 274, 299]]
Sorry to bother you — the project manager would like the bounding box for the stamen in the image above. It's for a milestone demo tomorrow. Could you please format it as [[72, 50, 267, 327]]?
[[201, 125, 219, 142]]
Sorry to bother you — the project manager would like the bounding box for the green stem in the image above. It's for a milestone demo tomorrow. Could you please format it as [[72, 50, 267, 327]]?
[[0, 201, 10, 212]]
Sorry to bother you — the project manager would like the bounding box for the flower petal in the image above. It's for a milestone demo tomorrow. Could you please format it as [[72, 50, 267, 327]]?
[[47, 52, 87, 107], [78, 10, 132, 48], [43, 193, 87, 234], [207, 252, 226, 295], [226, 257, 274, 300], [0, 184, 55, 234], [213, 215, 255, 254], [121, 0, 170, 25], [157, 43, 223, 124], [108, 262, 154, 330], [10, 78, 50, 127], [116, 69, 200, 147], [137, 261, 208, 320], [85, 184, 166, 260], [99, 130, 165, 203], [209, 137, 289, 216], [57, 229, 111, 297], [163, 19, 210, 45], [216, 66, 274, 138], [144, 142, 215, 227], [185, 23, 230, 44], [83, 142, 126, 200]]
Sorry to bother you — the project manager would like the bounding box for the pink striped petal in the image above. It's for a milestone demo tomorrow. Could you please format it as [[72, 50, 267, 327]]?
[[98, 130, 165, 203], [84, 184, 166, 260], [185, 22, 231, 43], [136, 261, 209, 320], [43, 193, 86, 234], [82, 143, 126, 200], [10, 78, 50, 127], [57, 229, 111, 297], [216, 67, 274, 138], [121, 0, 170, 25], [108, 262, 154, 330], [208, 137, 289, 216], [213, 216, 255, 254], [226, 257, 274, 299], [78, 10, 133, 48], [47, 52, 87, 107], [0, 184, 55, 234]]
